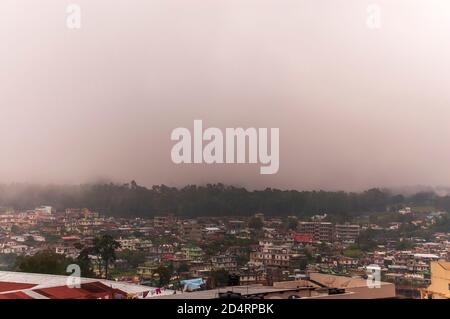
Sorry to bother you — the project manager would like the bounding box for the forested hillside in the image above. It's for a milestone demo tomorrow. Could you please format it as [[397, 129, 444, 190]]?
[[1, 182, 449, 218]]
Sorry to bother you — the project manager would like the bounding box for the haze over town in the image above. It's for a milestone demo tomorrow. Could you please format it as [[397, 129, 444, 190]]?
[[2, 0, 450, 191]]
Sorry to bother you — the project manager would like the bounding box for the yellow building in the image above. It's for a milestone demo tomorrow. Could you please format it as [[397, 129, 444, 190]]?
[[421, 261, 450, 299]]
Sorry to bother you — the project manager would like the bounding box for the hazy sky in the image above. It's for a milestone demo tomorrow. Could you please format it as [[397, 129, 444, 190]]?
[[1, 0, 450, 191]]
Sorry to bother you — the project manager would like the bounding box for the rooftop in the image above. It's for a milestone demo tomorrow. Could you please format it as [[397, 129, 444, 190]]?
[[0, 271, 173, 299]]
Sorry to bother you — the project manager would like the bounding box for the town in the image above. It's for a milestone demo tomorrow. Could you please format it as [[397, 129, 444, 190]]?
[[0, 204, 448, 299]]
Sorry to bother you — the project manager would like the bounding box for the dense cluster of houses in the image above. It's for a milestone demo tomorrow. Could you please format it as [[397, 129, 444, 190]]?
[[0, 206, 448, 297]]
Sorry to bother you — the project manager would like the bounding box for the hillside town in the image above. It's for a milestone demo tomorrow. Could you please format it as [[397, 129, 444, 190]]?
[[0, 205, 449, 299]]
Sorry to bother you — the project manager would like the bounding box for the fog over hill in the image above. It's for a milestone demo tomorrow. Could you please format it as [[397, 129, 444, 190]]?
[[1, 182, 449, 219]]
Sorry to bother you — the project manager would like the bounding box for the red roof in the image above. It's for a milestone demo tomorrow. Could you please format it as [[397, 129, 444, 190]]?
[[0, 291, 33, 299], [162, 253, 174, 260], [0, 281, 36, 293], [33, 282, 127, 299], [293, 233, 314, 243]]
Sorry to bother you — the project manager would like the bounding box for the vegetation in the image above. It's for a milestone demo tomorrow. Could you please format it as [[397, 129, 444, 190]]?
[[285, 217, 298, 230], [154, 265, 172, 287], [13, 235, 121, 278], [0, 182, 448, 219], [15, 251, 72, 275], [91, 234, 121, 279], [117, 250, 146, 269], [176, 263, 190, 273], [210, 269, 230, 287], [343, 246, 364, 259], [0, 253, 17, 271], [248, 216, 264, 230]]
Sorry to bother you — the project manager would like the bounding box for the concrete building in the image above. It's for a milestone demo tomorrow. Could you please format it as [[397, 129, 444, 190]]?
[[180, 221, 202, 242], [421, 261, 450, 299], [154, 273, 396, 299], [335, 224, 360, 243], [181, 245, 204, 262], [210, 255, 237, 272], [250, 246, 291, 269], [298, 222, 334, 242]]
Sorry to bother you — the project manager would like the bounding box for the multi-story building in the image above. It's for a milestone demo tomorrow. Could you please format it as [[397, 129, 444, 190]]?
[[210, 255, 237, 272], [117, 237, 141, 251], [182, 245, 204, 262], [297, 222, 334, 242], [407, 254, 440, 274], [202, 227, 225, 241], [180, 221, 203, 242], [153, 216, 174, 229], [335, 224, 360, 243], [250, 246, 291, 269]]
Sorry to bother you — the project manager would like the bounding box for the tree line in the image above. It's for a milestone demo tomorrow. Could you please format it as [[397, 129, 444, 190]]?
[[0, 182, 447, 218]]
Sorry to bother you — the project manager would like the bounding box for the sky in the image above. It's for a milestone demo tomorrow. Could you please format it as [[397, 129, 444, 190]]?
[[1, 0, 450, 191]]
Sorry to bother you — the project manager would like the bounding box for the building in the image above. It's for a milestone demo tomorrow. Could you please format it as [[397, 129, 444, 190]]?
[[35, 206, 53, 216], [180, 221, 202, 242], [137, 262, 159, 280], [298, 222, 334, 242], [408, 253, 440, 273], [0, 271, 173, 299], [210, 255, 237, 272], [421, 261, 450, 299], [181, 245, 204, 262], [250, 246, 291, 269], [154, 273, 396, 299], [153, 216, 174, 229], [202, 227, 225, 241], [334, 224, 360, 243]]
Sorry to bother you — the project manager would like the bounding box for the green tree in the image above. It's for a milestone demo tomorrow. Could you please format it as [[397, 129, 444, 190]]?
[[343, 246, 363, 259], [155, 265, 172, 287], [176, 263, 190, 273], [0, 253, 17, 271], [248, 217, 263, 230], [24, 236, 35, 247], [285, 217, 298, 230], [16, 250, 70, 275], [92, 234, 121, 279], [117, 250, 146, 269], [76, 247, 95, 278], [357, 229, 378, 251], [211, 269, 230, 287]]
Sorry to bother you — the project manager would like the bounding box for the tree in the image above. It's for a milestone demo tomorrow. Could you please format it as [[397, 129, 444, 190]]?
[[0, 182, 446, 219], [76, 247, 95, 278], [176, 263, 190, 273], [24, 236, 35, 247], [248, 217, 263, 230], [236, 255, 249, 267], [92, 234, 121, 279], [286, 217, 298, 230], [154, 265, 172, 287], [343, 246, 363, 259], [210, 269, 230, 288], [10, 224, 20, 234], [16, 250, 70, 275], [117, 250, 146, 269], [357, 229, 378, 251], [0, 253, 17, 271]]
